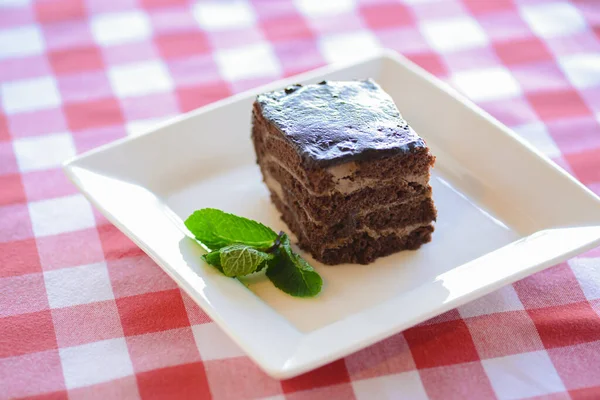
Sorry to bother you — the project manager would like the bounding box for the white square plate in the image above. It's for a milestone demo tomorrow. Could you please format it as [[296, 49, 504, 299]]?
[[64, 50, 600, 379]]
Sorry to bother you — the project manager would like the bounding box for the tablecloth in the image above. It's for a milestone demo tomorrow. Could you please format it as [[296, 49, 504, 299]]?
[[1, 0, 600, 399]]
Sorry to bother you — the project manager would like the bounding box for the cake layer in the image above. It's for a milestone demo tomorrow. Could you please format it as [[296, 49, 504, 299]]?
[[320, 225, 434, 265], [262, 162, 431, 225], [272, 190, 434, 264], [268, 177, 436, 242]]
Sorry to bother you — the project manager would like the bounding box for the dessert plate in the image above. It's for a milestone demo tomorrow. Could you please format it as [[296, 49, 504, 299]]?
[[64, 50, 600, 379]]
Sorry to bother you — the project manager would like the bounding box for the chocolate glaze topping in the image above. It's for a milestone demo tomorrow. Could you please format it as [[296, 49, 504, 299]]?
[[255, 79, 426, 168]]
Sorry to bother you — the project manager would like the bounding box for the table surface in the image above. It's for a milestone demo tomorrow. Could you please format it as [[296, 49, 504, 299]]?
[[2, 0, 600, 399]]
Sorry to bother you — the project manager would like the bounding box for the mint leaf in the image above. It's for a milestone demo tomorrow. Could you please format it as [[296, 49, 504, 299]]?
[[201, 250, 223, 272], [185, 208, 278, 250], [266, 235, 322, 297], [220, 244, 273, 277]]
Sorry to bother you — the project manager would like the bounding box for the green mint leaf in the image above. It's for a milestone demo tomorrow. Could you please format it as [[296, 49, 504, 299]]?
[[201, 250, 223, 273], [266, 235, 322, 297], [185, 208, 278, 250], [219, 244, 273, 277]]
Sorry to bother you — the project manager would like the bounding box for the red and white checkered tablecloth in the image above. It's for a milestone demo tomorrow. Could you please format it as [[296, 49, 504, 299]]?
[[1, 0, 600, 398]]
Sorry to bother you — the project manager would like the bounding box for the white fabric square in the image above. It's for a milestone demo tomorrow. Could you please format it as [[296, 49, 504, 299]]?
[[192, 323, 245, 361], [108, 61, 173, 97], [459, 285, 525, 318], [214, 43, 281, 81], [570, 258, 600, 301], [319, 31, 381, 65], [420, 17, 488, 52], [28, 194, 95, 237], [559, 53, 600, 89], [0, 25, 44, 60], [91, 11, 151, 46], [294, 0, 355, 17], [512, 122, 561, 158], [193, 1, 256, 31], [483, 351, 566, 399], [1, 76, 61, 114], [59, 338, 134, 389], [44, 262, 114, 309], [13, 132, 76, 173], [352, 371, 428, 400], [452, 67, 521, 102], [520, 2, 586, 38]]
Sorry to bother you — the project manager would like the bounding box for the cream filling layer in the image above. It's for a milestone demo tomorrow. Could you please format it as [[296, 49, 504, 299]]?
[[324, 222, 432, 250], [326, 162, 429, 194]]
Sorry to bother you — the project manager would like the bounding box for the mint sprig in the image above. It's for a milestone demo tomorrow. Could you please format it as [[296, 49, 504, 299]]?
[[185, 209, 322, 297]]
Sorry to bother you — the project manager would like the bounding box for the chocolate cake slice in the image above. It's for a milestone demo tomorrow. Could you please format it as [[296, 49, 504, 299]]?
[[251, 79, 436, 265]]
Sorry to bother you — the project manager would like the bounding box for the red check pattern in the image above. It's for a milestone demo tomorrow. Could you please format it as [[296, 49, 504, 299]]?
[[1, 0, 600, 399]]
